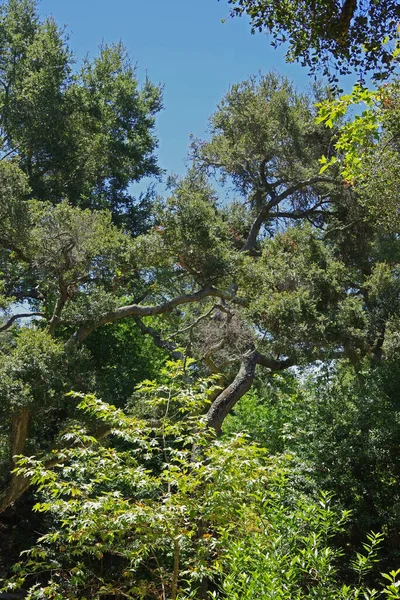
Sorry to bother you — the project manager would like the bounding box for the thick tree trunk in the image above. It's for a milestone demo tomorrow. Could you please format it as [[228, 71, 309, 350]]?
[[205, 349, 292, 433], [206, 349, 258, 433], [0, 420, 111, 514], [0, 408, 31, 513]]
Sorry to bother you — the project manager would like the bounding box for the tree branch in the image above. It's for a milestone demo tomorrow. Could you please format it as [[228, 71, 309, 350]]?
[[69, 287, 247, 345], [206, 349, 258, 433], [242, 176, 335, 252], [0, 312, 45, 333], [133, 317, 184, 360], [203, 337, 227, 375], [12, 287, 45, 302], [47, 281, 69, 336], [242, 204, 270, 252], [206, 348, 292, 432], [270, 195, 332, 221], [255, 350, 293, 371], [167, 303, 225, 339]]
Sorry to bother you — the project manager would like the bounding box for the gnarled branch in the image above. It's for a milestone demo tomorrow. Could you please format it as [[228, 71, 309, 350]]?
[[69, 287, 247, 345], [206, 348, 292, 432], [133, 316, 184, 360], [242, 176, 336, 252]]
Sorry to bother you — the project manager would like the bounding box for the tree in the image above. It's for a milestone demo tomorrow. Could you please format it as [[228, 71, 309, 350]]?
[[1, 0, 400, 591], [2, 67, 399, 516], [225, 359, 400, 555], [222, 0, 400, 84], [0, 0, 162, 216], [0, 364, 392, 599], [0, 0, 163, 518], [317, 81, 400, 232]]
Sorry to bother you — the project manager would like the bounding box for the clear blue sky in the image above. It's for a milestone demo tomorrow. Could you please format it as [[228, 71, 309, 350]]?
[[37, 0, 309, 183]]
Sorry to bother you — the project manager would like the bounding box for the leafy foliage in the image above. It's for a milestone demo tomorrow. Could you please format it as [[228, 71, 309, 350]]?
[[1, 364, 393, 600], [0, 0, 162, 215], [226, 361, 400, 569], [223, 0, 400, 84], [1, 1, 400, 595], [316, 82, 400, 232]]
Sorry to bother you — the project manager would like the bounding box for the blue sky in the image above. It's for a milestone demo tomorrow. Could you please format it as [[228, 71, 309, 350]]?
[[37, 0, 309, 184]]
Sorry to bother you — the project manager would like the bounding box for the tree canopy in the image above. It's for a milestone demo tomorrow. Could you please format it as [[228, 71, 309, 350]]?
[[0, 0, 162, 216], [1, 0, 400, 597], [223, 0, 400, 83]]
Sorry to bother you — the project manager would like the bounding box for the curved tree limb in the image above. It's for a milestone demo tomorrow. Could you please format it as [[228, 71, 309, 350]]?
[[242, 204, 271, 252], [11, 287, 45, 302], [242, 176, 336, 252], [47, 281, 69, 336], [133, 316, 184, 360], [0, 312, 45, 333], [69, 286, 247, 345], [206, 348, 292, 432]]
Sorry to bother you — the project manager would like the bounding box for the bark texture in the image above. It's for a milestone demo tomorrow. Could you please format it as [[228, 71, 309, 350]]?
[[206, 348, 292, 432], [0, 408, 31, 513]]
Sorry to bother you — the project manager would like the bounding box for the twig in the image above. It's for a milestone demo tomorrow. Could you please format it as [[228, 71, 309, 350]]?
[[167, 303, 226, 339]]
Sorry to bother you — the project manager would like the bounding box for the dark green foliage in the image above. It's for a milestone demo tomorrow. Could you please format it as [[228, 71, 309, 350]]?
[[223, 0, 400, 84], [191, 72, 334, 199], [160, 172, 236, 285], [1, 0, 400, 594], [226, 362, 400, 566], [85, 319, 167, 406], [357, 83, 400, 233], [0, 368, 387, 599], [0, 0, 162, 216]]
